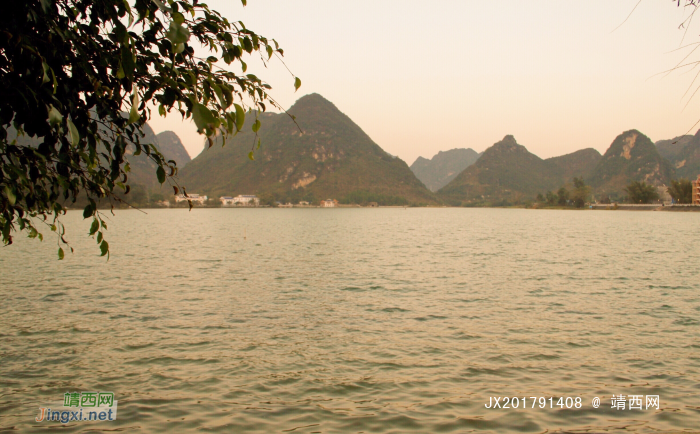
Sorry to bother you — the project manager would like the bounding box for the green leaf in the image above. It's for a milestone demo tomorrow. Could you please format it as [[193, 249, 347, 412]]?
[[89, 219, 99, 236], [83, 204, 93, 219], [1, 221, 10, 243], [4, 186, 16, 206], [242, 36, 253, 53], [97, 231, 103, 243], [266, 45, 273, 59], [50, 67, 57, 94], [121, 45, 135, 78], [152, 0, 172, 13], [294, 77, 301, 92], [248, 151, 255, 161], [166, 21, 190, 45], [212, 82, 226, 108], [58, 247, 64, 260], [48, 106, 62, 126], [252, 119, 261, 133], [172, 11, 185, 25], [192, 103, 217, 133], [222, 85, 233, 108], [114, 22, 128, 44], [41, 62, 51, 84], [116, 64, 125, 79], [241, 0, 247, 6], [221, 84, 233, 108], [156, 166, 166, 184], [100, 240, 109, 257], [123, 0, 134, 26], [67, 118, 79, 146], [234, 104, 245, 131], [129, 90, 140, 123]]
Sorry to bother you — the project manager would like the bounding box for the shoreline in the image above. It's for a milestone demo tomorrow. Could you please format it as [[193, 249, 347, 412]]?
[[68, 204, 700, 211]]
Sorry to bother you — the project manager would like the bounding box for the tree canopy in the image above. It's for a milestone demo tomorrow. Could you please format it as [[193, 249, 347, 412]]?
[[624, 181, 659, 204], [0, 0, 298, 258], [571, 177, 591, 208], [667, 179, 693, 203]]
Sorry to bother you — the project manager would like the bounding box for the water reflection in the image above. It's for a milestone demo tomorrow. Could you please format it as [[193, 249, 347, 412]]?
[[0, 208, 698, 433]]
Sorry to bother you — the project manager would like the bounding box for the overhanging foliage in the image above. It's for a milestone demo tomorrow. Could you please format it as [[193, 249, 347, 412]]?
[[0, 0, 299, 258]]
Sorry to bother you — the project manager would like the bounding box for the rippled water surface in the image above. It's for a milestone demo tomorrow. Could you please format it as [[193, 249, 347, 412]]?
[[1, 208, 699, 433]]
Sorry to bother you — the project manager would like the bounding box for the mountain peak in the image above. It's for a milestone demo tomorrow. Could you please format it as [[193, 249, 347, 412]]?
[[621, 129, 642, 136], [409, 148, 480, 191], [289, 93, 337, 112], [490, 135, 526, 154], [295, 92, 329, 102], [590, 129, 674, 196], [603, 129, 652, 159], [285, 93, 353, 131], [156, 130, 190, 168], [179, 95, 437, 205], [438, 135, 560, 205], [657, 128, 700, 179]]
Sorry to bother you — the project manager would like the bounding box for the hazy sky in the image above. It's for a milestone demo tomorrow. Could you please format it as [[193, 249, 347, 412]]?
[[146, 0, 700, 165]]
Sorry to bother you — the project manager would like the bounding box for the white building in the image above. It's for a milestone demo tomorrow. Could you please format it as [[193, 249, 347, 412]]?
[[233, 195, 259, 206], [174, 194, 207, 204], [220, 196, 235, 206], [321, 199, 338, 207]]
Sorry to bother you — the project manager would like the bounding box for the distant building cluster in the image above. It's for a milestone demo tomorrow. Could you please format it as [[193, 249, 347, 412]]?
[[693, 175, 700, 205], [168, 194, 346, 207], [174, 194, 207, 204], [220, 195, 259, 206]]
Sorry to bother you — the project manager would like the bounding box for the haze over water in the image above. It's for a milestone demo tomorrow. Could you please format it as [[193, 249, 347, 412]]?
[[0, 208, 698, 433]]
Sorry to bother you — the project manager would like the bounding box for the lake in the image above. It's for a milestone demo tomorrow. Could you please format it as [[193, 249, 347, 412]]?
[[0, 208, 698, 433]]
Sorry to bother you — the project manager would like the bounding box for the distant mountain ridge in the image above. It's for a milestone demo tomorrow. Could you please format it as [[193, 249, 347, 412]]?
[[656, 131, 700, 180], [6, 121, 189, 192], [157, 131, 191, 168], [437, 136, 601, 205], [656, 135, 693, 162], [178, 94, 438, 205], [588, 129, 674, 197], [673, 134, 700, 179], [122, 123, 191, 190], [410, 148, 481, 191], [9, 106, 696, 206], [545, 148, 601, 181], [438, 135, 560, 205]]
